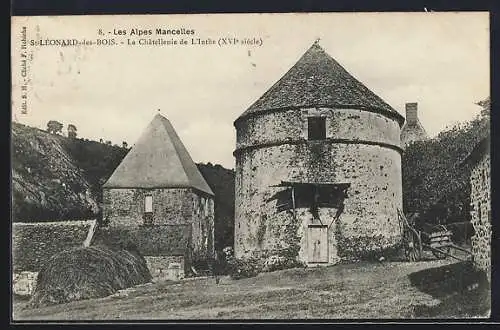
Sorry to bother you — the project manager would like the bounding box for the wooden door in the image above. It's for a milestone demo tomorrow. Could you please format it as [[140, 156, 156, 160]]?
[[308, 225, 328, 263]]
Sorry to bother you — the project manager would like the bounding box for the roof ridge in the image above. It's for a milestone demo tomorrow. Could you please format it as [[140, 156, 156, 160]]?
[[156, 115, 191, 184], [156, 115, 214, 195]]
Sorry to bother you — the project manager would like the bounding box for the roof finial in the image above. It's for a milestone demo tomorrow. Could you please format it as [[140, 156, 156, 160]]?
[[314, 38, 321, 45]]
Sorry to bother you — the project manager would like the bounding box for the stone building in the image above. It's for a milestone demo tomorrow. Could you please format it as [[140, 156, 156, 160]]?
[[102, 114, 215, 280], [463, 137, 491, 282], [400, 102, 428, 147], [233, 42, 405, 265]]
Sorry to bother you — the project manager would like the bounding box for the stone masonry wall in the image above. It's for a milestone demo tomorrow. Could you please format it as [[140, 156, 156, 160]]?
[[145, 256, 185, 281], [470, 152, 491, 282], [13, 271, 38, 297], [190, 193, 215, 261], [102, 188, 214, 267], [234, 108, 403, 263], [401, 123, 427, 146], [237, 108, 401, 149], [103, 188, 193, 227]]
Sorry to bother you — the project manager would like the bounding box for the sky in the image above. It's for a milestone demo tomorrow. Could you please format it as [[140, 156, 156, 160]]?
[[12, 12, 489, 169]]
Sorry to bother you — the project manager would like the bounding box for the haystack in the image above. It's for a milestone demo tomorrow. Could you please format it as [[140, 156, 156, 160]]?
[[29, 245, 152, 307]]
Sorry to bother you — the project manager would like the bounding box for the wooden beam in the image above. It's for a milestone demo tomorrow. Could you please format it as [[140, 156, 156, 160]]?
[[422, 244, 467, 262], [449, 243, 472, 254]]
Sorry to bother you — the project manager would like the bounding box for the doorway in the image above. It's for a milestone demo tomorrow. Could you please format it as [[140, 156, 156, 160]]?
[[308, 225, 328, 263]]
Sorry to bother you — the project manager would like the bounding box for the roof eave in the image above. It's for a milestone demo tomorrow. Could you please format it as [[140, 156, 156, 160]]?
[[234, 104, 405, 127], [103, 184, 214, 196], [460, 137, 491, 168]]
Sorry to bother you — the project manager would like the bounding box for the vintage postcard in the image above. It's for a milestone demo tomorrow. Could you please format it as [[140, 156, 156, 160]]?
[[11, 12, 491, 321]]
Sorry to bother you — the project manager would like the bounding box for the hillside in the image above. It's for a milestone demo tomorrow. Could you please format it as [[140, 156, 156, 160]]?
[[11, 122, 235, 249], [12, 123, 110, 221]]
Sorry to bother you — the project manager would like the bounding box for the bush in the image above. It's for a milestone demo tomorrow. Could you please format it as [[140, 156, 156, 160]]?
[[261, 254, 305, 273], [227, 257, 261, 280]]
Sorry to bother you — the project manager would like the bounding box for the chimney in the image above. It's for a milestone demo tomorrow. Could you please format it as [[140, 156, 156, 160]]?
[[405, 102, 418, 125]]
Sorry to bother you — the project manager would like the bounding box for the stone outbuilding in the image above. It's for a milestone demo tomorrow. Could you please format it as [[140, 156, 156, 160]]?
[[400, 102, 428, 147], [102, 114, 215, 280], [233, 42, 405, 265], [462, 136, 491, 282]]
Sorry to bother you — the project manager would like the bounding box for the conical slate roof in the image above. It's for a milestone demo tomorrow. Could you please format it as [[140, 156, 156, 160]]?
[[236, 42, 404, 125], [103, 114, 214, 195]]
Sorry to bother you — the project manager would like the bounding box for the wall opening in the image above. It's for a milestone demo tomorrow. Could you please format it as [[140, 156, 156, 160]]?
[[145, 195, 153, 213], [307, 225, 328, 263], [308, 117, 326, 140], [268, 182, 349, 225], [478, 201, 482, 224], [144, 195, 153, 225]]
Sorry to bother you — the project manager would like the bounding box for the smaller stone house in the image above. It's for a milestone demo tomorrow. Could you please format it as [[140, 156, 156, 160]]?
[[463, 137, 491, 282], [102, 114, 215, 281], [400, 102, 428, 147]]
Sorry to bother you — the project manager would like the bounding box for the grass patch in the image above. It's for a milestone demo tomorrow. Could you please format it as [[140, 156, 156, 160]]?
[[14, 260, 478, 320]]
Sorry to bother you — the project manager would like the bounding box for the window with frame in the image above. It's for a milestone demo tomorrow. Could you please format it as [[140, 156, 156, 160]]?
[[143, 195, 153, 226], [200, 197, 205, 215], [307, 116, 326, 140], [145, 195, 153, 213], [204, 198, 210, 216]]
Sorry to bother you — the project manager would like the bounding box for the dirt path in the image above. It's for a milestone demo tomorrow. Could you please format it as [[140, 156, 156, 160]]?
[[13, 260, 454, 320]]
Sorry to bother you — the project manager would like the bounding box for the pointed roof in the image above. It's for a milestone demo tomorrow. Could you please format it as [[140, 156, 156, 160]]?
[[103, 114, 214, 195], [236, 42, 404, 126]]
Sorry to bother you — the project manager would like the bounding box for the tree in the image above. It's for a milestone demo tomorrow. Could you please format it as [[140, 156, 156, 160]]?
[[46, 120, 63, 134], [476, 97, 490, 118], [402, 97, 490, 228], [67, 124, 77, 139]]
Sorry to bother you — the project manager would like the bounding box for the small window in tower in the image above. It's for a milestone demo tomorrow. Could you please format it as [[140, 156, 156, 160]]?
[[145, 195, 153, 213], [308, 117, 326, 140]]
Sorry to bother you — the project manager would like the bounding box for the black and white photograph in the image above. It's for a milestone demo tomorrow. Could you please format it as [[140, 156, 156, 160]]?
[[11, 12, 491, 320]]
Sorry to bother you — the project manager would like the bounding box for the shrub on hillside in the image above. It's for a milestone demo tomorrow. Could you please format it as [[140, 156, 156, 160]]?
[[261, 249, 306, 273], [262, 255, 292, 272], [226, 256, 261, 280]]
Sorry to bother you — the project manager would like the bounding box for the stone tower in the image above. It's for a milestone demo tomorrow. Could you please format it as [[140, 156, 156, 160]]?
[[233, 42, 405, 265], [400, 102, 428, 147]]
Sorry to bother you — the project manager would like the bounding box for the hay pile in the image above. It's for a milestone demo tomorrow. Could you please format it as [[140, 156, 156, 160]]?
[[29, 245, 152, 307]]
